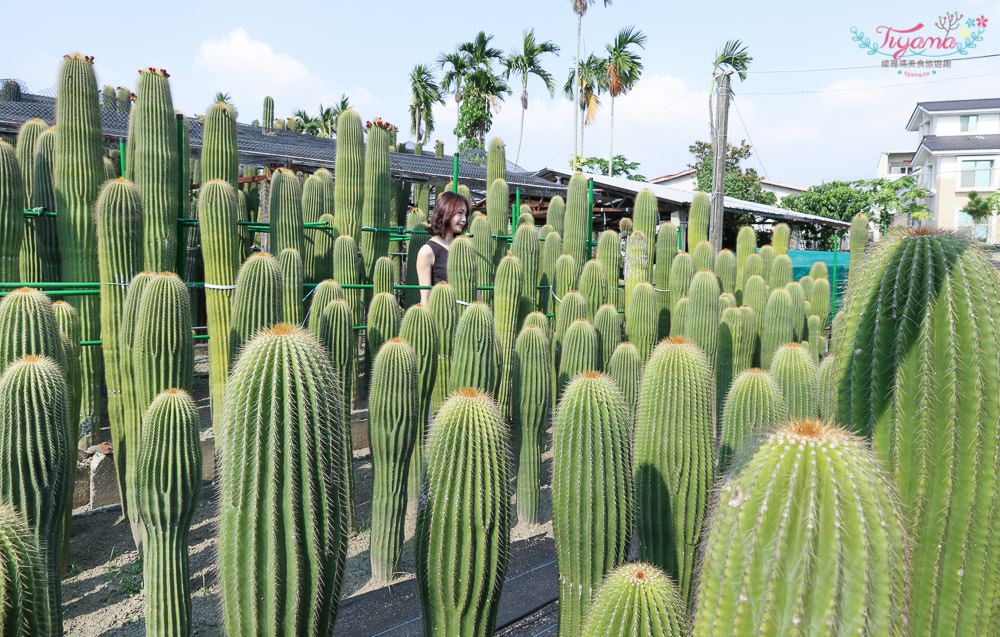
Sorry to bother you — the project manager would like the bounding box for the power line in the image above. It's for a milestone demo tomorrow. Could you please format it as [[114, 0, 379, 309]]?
[[730, 96, 768, 179], [745, 53, 1000, 74]]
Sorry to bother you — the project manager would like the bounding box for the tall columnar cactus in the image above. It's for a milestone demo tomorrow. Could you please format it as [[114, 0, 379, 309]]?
[[718, 292, 736, 314], [486, 136, 506, 186], [116, 85, 132, 114], [52, 301, 81, 449], [624, 281, 656, 362], [772, 222, 790, 254], [262, 95, 274, 129], [564, 173, 591, 277], [807, 313, 823, 361], [131, 68, 179, 271], [624, 231, 651, 304], [579, 259, 609, 319], [278, 247, 304, 325], [0, 79, 22, 102], [512, 325, 550, 525], [539, 232, 561, 316], [606, 341, 643, 418], [849, 212, 868, 273], [743, 274, 767, 348], [581, 562, 687, 637], [594, 303, 622, 370], [634, 188, 658, 262], [712, 248, 735, 294], [808, 259, 828, 280], [761, 287, 794, 370], [366, 291, 401, 373], [833, 229, 1000, 635], [470, 215, 495, 305], [0, 503, 49, 635], [269, 168, 305, 258], [197, 180, 239, 427], [654, 223, 677, 337], [219, 325, 349, 635], [668, 252, 693, 316], [596, 229, 622, 310], [311, 211, 336, 282], [404, 218, 431, 307], [634, 337, 714, 603], [770, 342, 816, 419], [450, 302, 498, 396], [229, 252, 282, 364], [318, 298, 357, 528], [809, 276, 830, 326], [447, 236, 477, 304], [486, 179, 509, 267], [553, 372, 633, 637], [15, 119, 47, 282], [428, 282, 458, 414], [368, 338, 419, 582], [785, 280, 805, 340], [759, 244, 776, 284], [201, 101, 238, 187], [372, 255, 396, 297], [493, 255, 523, 419], [546, 195, 566, 236], [0, 142, 23, 278], [693, 421, 909, 636], [687, 191, 709, 251], [306, 280, 345, 337], [718, 368, 787, 474], [512, 223, 540, 306], [399, 305, 438, 504], [361, 122, 392, 281], [716, 305, 756, 416], [333, 234, 363, 327], [522, 310, 550, 336], [553, 253, 577, 302], [669, 297, 688, 338], [416, 389, 509, 636], [742, 252, 763, 286], [136, 389, 201, 637], [685, 270, 721, 368], [31, 127, 59, 282], [557, 318, 599, 398], [0, 355, 70, 631], [817, 354, 836, 421], [692, 240, 714, 273], [334, 110, 364, 242], [769, 253, 792, 289]]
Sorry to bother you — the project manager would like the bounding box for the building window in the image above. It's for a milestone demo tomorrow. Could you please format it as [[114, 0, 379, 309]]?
[[960, 159, 994, 188], [956, 208, 989, 241], [961, 115, 978, 132]]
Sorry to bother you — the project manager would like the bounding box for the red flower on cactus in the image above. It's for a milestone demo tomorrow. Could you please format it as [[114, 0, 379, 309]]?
[[977, 15, 988, 27]]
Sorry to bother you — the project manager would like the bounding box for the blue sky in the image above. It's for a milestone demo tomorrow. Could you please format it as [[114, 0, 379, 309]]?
[[5, 0, 999, 186]]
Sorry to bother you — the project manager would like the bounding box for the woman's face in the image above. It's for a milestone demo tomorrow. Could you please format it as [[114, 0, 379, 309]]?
[[449, 207, 467, 235]]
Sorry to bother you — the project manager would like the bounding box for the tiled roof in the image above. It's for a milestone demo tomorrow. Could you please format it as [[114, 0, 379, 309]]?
[[915, 98, 1000, 112], [918, 134, 1000, 152]]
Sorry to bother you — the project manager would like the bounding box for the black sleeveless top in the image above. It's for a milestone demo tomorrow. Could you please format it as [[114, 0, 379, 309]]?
[[428, 240, 449, 284]]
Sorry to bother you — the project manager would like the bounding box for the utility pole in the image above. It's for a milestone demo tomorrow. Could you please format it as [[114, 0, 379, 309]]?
[[709, 70, 732, 251]]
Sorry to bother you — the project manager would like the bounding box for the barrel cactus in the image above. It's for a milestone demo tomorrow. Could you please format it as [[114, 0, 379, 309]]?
[[546, 195, 566, 236], [759, 244, 776, 283], [333, 234, 363, 327], [579, 259, 609, 319], [692, 240, 714, 273], [581, 562, 687, 637], [735, 226, 756, 290], [0, 503, 50, 635], [668, 252, 694, 316], [493, 254, 524, 419], [772, 222, 790, 254], [718, 368, 787, 474], [0, 287, 64, 373]]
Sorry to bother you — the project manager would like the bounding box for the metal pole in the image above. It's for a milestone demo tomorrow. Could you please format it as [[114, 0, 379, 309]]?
[[452, 155, 459, 193], [118, 140, 126, 176]]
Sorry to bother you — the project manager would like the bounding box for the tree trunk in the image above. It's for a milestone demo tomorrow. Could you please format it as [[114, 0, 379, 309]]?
[[574, 15, 582, 169], [608, 95, 615, 177], [709, 72, 731, 252]]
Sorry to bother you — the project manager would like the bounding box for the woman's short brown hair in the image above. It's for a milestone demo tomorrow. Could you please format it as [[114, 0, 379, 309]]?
[[429, 191, 469, 237]]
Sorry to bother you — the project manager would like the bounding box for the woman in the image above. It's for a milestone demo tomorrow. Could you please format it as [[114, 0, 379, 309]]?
[[416, 191, 469, 305]]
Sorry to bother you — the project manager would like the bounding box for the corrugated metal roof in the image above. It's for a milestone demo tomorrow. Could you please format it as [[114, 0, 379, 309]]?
[[535, 168, 850, 228]]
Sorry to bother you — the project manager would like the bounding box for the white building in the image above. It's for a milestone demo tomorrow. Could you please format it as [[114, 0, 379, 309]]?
[[906, 98, 1000, 242], [648, 168, 806, 203]]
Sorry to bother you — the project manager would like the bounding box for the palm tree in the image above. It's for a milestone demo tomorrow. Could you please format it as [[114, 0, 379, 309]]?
[[438, 50, 470, 151], [709, 40, 752, 136], [503, 29, 560, 165], [564, 53, 607, 164], [214, 91, 232, 104], [328, 94, 351, 136], [409, 64, 445, 144], [604, 26, 646, 176], [572, 0, 612, 168], [456, 31, 509, 150]]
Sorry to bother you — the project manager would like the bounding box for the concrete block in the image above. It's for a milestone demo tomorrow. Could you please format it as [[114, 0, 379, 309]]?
[[73, 460, 90, 509], [89, 446, 120, 508]]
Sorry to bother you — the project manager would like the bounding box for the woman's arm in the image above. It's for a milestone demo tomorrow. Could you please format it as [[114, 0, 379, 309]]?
[[416, 243, 434, 305]]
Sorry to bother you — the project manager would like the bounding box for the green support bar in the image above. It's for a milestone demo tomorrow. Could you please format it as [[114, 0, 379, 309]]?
[[119, 140, 126, 176], [23, 208, 56, 217], [452, 155, 459, 192]]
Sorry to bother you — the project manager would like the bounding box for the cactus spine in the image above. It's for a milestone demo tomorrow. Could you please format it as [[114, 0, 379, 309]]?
[[450, 302, 498, 396], [553, 372, 633, 637], [634, 337, 714, 602], [368, 338, 419, 582], [366, 292, 401, 372], [772, 222, 790, 254], [761, 287, 794, 369], [361, 122, 392, 281], [278, 247, 304, 325], [219, 325, 348, 635], [692, 421, 909, 636], [581, 562, 687, 637], [546, 195, 566, 235], [447, 235, 477, 304], [512, 325, 550, 525], [625, 281, 658, 362], [594, 303, 622, 370], [579, 259, 609, 319], [333, 234, 363, 327], [0, 288, 65, 373], [15, 120, 46, 282], [470, 215, 495, 305], [770, 343, 816, 419], [486, 179, 509, 267], [137, 389, 201, 637], [685, 270, 721, 367], [849, 212, 868, 273], [687, 192, 709, 250], [564, 173, 591, 277], [31, 127, 59, 282], [229, 252, 282, 364], [493, 255, 523, 419], [318, 298, 357, 529], [262, 95, 274, 129], [334, 110, 364, 242], [0, 503, 49, 635], [399, 305, 438, 504], [557, 318, 599, 398], [416, 389, 509, 636], [718, 368, 786, 474]]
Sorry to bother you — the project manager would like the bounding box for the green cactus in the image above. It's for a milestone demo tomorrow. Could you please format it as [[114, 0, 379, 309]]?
[[262, 95, 274, 129], [768, 253, 791, 289], [624, 281, 656, 362], [0, 287, 66, 374], [687, 192, 709, 251], [579, 259, 609, 319], [302, 169, 335, 281], [278, 247, 304, 325], [581, 562, 687, 637], [809, 276, 830, 326], [807, 313, 823, 361], [1, 79, 22, 102], [268, 168, 305, 259], [0, 141, 22, 285], [692, 240, 714, 272], [399, 305, 438, 505], [770, 342, 816, 419], [470, 215, 495, 305], [197, 180, 239, 430], [306, 280, 345, 338], [449, 302, 498, 396], [817, 354, 836, 421], [742, 252, 763, 287], [15, 119, 47, 282], [0, 355, 70, 631], [546, 195, 566, 236], [564, 173, 591, 277], [131, 68, 179, 271], [512, 224, 540, 306], [716, 305, 755, 418], [493, 255, 523, 420], [832, 229, 1000, 635], [522, 310, 550, 336], [404, 218, 431, 307], [668, 252, 693, 318], [372, 254, 396, 297], [595, 230, 621, 308], [366, 291, 401, 371], [416, 388, 509, 636], [624, 231, 651, 305], [486, 179, 509, 267], [447, 236, 477, 305], [367, 338, 419, 582], [798, 273, 814, 300], [553, 290, 588, 368], [553, 372, 633, 637], [712, 249, 734, 294], [52, 300, 81, 449], [116, 85, 131, 114], [634, 188, 658, 260], [136, 389, 201, 637], [201, 101, 238, 187], [229, 252, 282, 365], [669, 297, 688, 338], [685, 270, 721, 367], [512, 324, 551, 525], [693, 421, 909, 636], [594, 303, 622, 370], [554, 253, 577, 302], [849, 212, 868, 273], [785, 280, 805, 340], [718, 368, 787, 474], [333, 234, 363, 327], [428, 282, 458, 414], [772, 222, 790, 254], [539, 232, 562, 316], [606, 341, 642, 421], [0, 503, 49, 635], [31, 127, 59, 282], [219, 325, 349, 635], [486, 136, 506, 182], [102, 155, 116, 182], [742, 274, 767, 348], [361, 124, 392, 281], [761, 287, 794, 370], [334, 110, 364, 243], [516, 207, 534, 227], [759, 244, 775, 284], [557, 318, 599, 398], [655, 223, 678, 337], [634, 337, 714, 603], [808, 260, 828, 280], [718, 291, 736, 314]]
